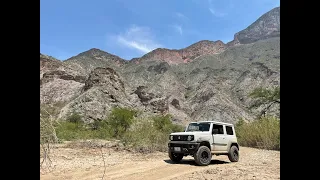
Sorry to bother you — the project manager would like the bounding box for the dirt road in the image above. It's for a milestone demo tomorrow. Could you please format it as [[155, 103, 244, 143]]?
[[40, 142, 280, 180]]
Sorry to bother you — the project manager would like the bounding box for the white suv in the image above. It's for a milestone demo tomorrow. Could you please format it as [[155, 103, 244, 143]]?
[[168, 121, 239, 166]]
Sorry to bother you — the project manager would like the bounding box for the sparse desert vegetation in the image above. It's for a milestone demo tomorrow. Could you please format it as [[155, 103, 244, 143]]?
[[40, 4, 280, 179]]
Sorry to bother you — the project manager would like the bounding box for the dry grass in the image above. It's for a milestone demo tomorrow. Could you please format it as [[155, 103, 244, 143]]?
[[236, 116, 280, 150]]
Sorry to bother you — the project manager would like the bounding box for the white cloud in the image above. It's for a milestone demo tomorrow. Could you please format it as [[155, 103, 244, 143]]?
[[172, 24, 183, 35], [114, 25, 162, 54], [206, 0, 230, 18], [209, 8, 227, 17], [208, 8, 215, 14], [175, 12, 188, 21]]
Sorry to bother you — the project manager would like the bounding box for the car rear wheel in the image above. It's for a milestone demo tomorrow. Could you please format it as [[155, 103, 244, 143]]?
[[228, 146, 239, 162]]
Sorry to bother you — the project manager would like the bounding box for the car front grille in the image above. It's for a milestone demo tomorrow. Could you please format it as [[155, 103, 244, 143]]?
[[172, 135, 189, 141]]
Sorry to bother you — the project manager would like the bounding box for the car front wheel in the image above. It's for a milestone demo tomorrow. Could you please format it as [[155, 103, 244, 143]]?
[[194, 146, 212, 166], [169, 152, 183, 163]]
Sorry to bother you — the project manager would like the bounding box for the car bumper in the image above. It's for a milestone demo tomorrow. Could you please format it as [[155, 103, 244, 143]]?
[[168, 142, 200, 154]]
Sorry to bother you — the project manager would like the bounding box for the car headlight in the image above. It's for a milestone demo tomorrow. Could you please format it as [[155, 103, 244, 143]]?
[[169, 135, 173, 140], [187, 135, 194, 141]]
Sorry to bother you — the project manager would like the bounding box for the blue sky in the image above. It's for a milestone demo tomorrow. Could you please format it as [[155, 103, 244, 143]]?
[[40, 0, 280, 60]]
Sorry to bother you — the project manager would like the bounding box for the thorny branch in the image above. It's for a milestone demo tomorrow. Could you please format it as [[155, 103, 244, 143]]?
[[100, 145, 107, 180], [40, 108, 58, 170]]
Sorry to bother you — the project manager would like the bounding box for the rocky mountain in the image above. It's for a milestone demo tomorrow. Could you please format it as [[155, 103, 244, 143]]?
[[64, 48, 127, 75], [40, 7, 280, 125], [131, 40, 227, 65], [228, 7, 280, 46]]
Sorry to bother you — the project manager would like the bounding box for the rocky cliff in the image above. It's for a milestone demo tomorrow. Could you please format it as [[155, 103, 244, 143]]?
[[40, 7, 280, 124]]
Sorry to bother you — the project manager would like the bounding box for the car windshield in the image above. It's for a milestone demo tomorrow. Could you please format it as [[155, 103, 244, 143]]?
[[186, 122, 210, 132]]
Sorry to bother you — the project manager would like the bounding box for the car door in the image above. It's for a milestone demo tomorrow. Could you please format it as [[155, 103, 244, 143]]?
[[212, 124, 228, 151]]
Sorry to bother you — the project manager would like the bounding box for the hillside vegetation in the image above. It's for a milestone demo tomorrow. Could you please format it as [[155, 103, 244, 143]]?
[[41, 87, 280, 153]]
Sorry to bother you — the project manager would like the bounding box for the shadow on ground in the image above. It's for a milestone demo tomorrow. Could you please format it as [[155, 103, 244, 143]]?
[[163, 159, 229, 166]]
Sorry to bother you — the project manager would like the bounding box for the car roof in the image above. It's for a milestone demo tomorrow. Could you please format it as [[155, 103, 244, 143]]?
[[189, 121, 234, 126]]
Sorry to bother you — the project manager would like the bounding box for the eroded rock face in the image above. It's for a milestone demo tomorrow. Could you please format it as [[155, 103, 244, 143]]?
[[41, 7, 280, 124], [131, 40, 227, 65], [233, 7, 280, 44], [64, 48, 127, 75], [171, 99, 180, 110], [40, 79, 84, 104], [58, 67, 132, 123], [134, 86, 155, 104], [83, 67, 125, 92], [41, 37, 280, 124], [147, 62, 170, 74], [41, 70, 86, 85], [40, 54, 63, 78]]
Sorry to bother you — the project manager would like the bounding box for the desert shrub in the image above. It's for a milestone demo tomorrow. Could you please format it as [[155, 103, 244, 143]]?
[[40, 117, 58, 144], [55, 107, 137, 141], [170, 123, 185, 132], [90, 120, 114, 139], [55, 120, 115, 141], [107, 107, 137, 138], [122, 114, 185, 153], [152, 114, 184, 133], [122, 120, 170, 152], [55, 121, 87, 140], [152, 114, 172, 132], [55, 112, 93, 140], [235, 116, 280, 150], [54, 108, 186, 153], [66, 112, 82, 123], [40, 115, 59, 168]]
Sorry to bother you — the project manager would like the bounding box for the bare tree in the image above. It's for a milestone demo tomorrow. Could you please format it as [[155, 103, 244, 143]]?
[[40, 109, 58, 169]]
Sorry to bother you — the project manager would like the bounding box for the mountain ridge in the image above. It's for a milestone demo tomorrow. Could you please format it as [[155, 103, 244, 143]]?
[[40, 7, 280, 125], [41, 7, 279, 64]]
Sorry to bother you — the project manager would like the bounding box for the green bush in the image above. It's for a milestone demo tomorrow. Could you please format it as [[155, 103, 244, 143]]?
[[153, 114, 172, 132], [54, 107, 185, 153], [170, 124, 185, 132], [122, 120, 170, 152], [56, 121, 86, 140], [55, 107, 138, 141], [56, 116, 119, 141], [66, 112, 82, 123], [91, 120, 114, 139], [122, 114, 185, 152], [152, 114, 184, 133], [107, 107, 137, 138], [235, 116, 280, 150]]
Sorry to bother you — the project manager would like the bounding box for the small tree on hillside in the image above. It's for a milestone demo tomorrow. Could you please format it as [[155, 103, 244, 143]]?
[[249, 86, 280, 118]]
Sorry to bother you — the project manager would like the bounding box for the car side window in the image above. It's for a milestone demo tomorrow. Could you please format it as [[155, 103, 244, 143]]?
[[212, 124, 224, 134], [226, 126, 234, 135]]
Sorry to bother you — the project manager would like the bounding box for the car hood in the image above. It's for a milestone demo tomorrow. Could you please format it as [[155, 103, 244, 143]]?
[[170, 132, 211, 136], [170, 132, 212, 142]]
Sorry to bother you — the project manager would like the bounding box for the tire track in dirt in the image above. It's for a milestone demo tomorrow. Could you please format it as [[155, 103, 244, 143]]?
[[40, 147, 280, 180]]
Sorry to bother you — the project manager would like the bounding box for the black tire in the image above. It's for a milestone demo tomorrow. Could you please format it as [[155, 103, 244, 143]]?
[[169, 152, 183, 163], [228, 146, 239, 162], [194, 146, 212, 166]]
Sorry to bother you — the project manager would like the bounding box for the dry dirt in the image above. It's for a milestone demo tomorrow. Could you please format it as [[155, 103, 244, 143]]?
[[40, 141, 280, 180]]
